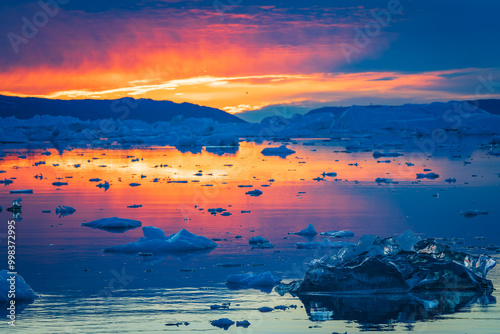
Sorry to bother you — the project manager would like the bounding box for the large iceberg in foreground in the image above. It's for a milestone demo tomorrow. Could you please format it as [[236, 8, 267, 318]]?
[[82, 217, 142, 232], [278, 231, 496, 294], [0, 270, 36, 303], [104, 226, 218, 254]]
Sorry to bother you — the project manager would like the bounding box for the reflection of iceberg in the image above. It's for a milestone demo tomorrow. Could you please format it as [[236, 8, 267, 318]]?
[[278, 231, 495, 294], [261, 145, 296, 158], [104, 226, 218, 254], [295, 291, 496, 326]]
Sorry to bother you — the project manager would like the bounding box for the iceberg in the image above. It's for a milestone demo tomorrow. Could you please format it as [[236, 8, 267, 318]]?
[[0, 270, 36, 303], [104, 226, 218, 254], [55, 205, 76, 217], [82, 217, 142, 232], [226, 272, 281, 288], [210, 318, 234, 330], [261, 145, 296, 157], [278, 232, 496, 294], [289, 224, 317, 236], [248, 236, 274, 249], [245, 189, 263, 197], [416, 172, 440, 179]]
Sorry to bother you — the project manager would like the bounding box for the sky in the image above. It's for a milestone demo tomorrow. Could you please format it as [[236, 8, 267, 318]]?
[[0, 0, 499, 119]]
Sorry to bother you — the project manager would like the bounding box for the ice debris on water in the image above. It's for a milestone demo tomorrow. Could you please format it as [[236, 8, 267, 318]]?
[[55, 205, 76, 217], [82, 217, 142, 232], [104, 226, 218, 254], [97, 181, 110, 190], [461, 209, 488, 218], [289, 224, 317, 236], [320, 230, 354, 238], [416, 172, 439, 179], [226, 272, 281, 288], [210, 318, 234, 330], [278, 231, 496, 294], [261, 145, 296, 157], [10, 189, 33, 194], [249, 236, 274, 249], [236, 320, 250, 328], [245, 189, 263, 197], [373, 151, 403, 158], [258, 307, 274, 313]]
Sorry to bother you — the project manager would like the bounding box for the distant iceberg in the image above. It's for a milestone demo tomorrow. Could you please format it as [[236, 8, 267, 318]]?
[[82, 217, 142, 232], [104, 226, 218, 254], [261, 145, 296, 157]]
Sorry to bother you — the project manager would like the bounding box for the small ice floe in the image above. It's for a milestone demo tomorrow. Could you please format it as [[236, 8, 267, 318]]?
[[289, 224, 317, 236], [277, 231, 496, 294], [373, 151, 403, 158], [82, 217, 142, 232], [322, 172, 337, 177], [258, 307, 274, 313], [236, 320, 250, 328], [461, 209, 489, 218], [312, 177, 325, 181], [377, 160, 391, 163], [168, 180, 188, 183], [226, 272, 281, 288], [129, 183, 141, 187], [445, 178, 456, 183], [320, 230, 354, 238], [97, 181, 110, 190], [375, 177, 398, 184], [238, 185, 253, 187], [55, 205, 76, 217], [406, 162, 415, 166], [127, 204, 143, 208], [416, 172, 440, 179], [261, 145, 296, 157], [241, 210, 251, 213], [296, 239, 355, 249], [245, 189, 263, 197], [73, 164, 81, 168], [249, 236, 274, 249], [165, 322, 189, 327], [210, 318, 234, 330], [210, 303, 230, 310], [0, 270, 36, 303], [208, 208, 227, 215], [52, 182, 68, 186], [221, 212, 232, 216], [0, 178, 13, 185], [89, 178, 102, 182], [10, 189, 33, 194], [104, 226, 218, 254]]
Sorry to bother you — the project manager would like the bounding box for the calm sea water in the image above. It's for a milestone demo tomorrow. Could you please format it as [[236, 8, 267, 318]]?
[[1, 138, 499, 333]]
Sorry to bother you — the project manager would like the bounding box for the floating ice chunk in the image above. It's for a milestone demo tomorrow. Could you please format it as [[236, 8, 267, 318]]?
[[97, 181, 110, 190], [249, 236, 274, 249], [322, 172, 337, 177], [289, 224, 317, 236], [226, 272, 281, 287], [0, 179, 13, 185], [89, 178, 102, 182], [396, 230, 421, 252], [10, 189, 33, 194], [127, 204, 143, 208], [82, 217, 142, 232], [375, 177, 397, 184], [104, 227, 218, 254], [0, 270, 36, 303], [320, 230, 354, 238], [245, 189, 263, 197], [373, 151, 403, 158], [258, 307, 274, 313], [261, 145, 296, 157], [297, 239, 355, 249], [416, 172, 439, 179], [461, 209, 488, 218], [52, 182, 68, 186], [55, 205, 76, 217], [210, 318, 234, 330], [236, 320, 250, 328], [129, 183, 141, 187], [445, 178, 456, 183]]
